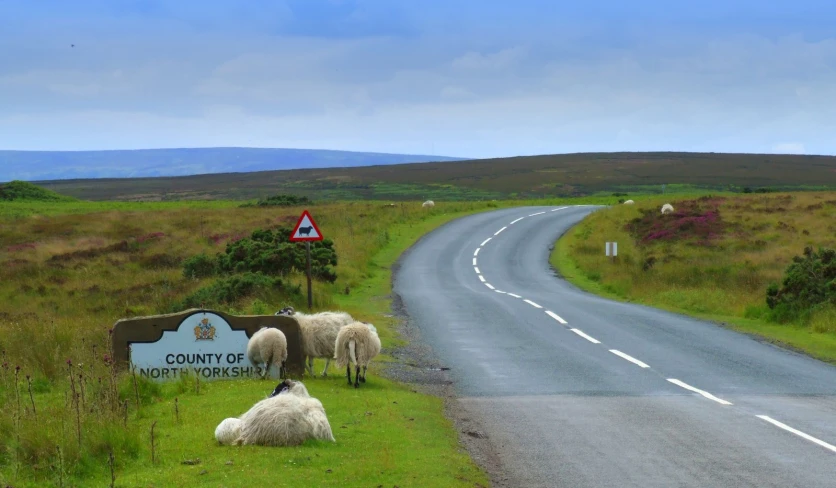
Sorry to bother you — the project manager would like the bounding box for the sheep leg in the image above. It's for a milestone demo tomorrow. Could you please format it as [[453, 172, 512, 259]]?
[[321, 358, 331, 377], [346, 364, 352, 385], [360, 365, 367, 383], [306, 356, 315, 377], [354, 365, 360, 388]]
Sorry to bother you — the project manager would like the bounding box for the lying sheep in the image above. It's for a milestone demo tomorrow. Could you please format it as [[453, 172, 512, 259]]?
[[422, 200, 435, 208], [214, 417, 242, 445], [275, 306, 354, 377], [661, 203, 674, 214], [247, 326, 288, 379], [334, 321, 381, 388], [234, 379, 335, 446], [623, 199, 634, 205]]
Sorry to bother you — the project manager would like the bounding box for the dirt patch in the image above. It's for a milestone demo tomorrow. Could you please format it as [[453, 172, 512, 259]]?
[[48, 240, 130, 262], [385, 259, 513, 488]]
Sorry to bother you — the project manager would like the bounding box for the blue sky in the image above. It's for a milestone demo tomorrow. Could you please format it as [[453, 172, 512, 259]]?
[[1, 0, 835, 158]]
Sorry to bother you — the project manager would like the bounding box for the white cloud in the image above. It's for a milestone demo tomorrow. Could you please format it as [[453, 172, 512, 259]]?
[[772, 143, 806, 154]]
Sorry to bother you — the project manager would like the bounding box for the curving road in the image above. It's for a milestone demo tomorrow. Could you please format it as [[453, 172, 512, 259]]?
[[393, 205, 836, 488]]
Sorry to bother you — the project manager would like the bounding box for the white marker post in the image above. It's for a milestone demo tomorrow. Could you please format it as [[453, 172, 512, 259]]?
[[290, 210, 324, 310], [606, 241, 618, 262]]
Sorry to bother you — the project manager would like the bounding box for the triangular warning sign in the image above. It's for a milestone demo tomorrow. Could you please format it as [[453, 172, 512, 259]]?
[[289, 210, 324, 242]]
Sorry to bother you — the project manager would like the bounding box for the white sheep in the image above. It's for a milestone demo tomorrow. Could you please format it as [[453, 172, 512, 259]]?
[[334, 321, 381, 388], [234, 379, 336, 446], [661, 203, 674, 214], [623, 200, 634, 205], [214, 417, 242, 445], [422, 200, 435, 208], [276, 306, 354, 377], [246, 326, 288, 379]]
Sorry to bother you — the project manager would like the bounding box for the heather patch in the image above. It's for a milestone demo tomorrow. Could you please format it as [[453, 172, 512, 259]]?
[[626, 196, 727, 246]]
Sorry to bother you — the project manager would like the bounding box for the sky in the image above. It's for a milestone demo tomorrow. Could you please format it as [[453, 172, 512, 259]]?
[[1, 0, 835, 159]]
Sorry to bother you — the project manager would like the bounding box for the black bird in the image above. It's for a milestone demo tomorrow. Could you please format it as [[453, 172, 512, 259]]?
[[71, 44, 75, 48]]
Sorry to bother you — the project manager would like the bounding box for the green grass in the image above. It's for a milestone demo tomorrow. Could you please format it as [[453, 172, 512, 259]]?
[[551, 192, 836, 364]]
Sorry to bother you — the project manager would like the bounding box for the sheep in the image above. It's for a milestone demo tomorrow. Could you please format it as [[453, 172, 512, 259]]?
[[422, 200, 435, 208], [275, 306, 354, 377], [234, 379, 335, 446], [334, 321, 381, 388], [661, 203, 674, 214], [623, 199, 634, 205], [214, 417, 242, 445], [246, 326, 288, 379]]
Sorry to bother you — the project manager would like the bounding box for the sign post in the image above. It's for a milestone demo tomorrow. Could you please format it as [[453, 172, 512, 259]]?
[[606, 241, 618, 262], [289, 210, 324, 310]]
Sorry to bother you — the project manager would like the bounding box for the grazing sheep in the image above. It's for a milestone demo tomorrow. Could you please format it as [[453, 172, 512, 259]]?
[[275, 306, 354, 377], [334, 321, 381, 388], [214, 417, 242, 445], [247, 327, 288, 379], [422, 200, 435, 208], [234, 379, 335, 446], [661, 203, 674, 214], [623, 200, 634, 205]]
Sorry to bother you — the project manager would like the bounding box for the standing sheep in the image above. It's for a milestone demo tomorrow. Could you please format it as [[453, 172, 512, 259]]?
[[623, 200, 635, 205], [275, 306, 354, 377], [422, 200, 435, 208], [234, 379, 336, 446], [661, 203, 674, 214], [247, 327, 288, 379], [334, 321, 381, 388]]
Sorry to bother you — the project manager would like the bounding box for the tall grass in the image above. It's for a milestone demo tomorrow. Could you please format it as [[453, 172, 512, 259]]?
[[553, 192, 836, 361]]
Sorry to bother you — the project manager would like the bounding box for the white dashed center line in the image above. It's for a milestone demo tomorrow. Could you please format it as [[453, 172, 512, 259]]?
[[494, 226, 507, 236], [545, 311, 567, 324], [510, 217, 524, 224], [667, 379, 733, 406], [507, 293, 522, 298], [609, 349, 650, 368], [473, 257, 477, 266], [474, 248, 480, 256], [757, 415, 836, 454], [485, 283, 495, 290], [524, 299, 543, 309], [481, 238, 492, 246], [570, 328, 601, 344], [474, 266, 480, 274], [529, 211, 546, 216], [551, 206, 568, 212], [494, 290, 507, 294], [478, 275, 486, 282]]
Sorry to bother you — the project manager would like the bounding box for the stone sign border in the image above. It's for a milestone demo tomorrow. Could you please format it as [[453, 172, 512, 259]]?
[[111, 308, 305, 378]]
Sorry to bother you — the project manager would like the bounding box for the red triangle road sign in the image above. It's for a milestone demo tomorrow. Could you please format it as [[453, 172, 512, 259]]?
[[289, 210, 324, 242]]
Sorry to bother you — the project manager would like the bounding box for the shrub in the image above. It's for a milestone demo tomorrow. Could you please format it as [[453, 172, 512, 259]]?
[[766, 246, 836, 322], [176, 272, 301, 310], [240, 194, 312, 208], [182, 254, 217, 279]]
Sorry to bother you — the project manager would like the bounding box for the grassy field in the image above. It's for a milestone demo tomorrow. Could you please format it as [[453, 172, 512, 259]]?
[[552, 192, 836, 363], [0, 192, 614, 487], [33, 151, 836, 202]]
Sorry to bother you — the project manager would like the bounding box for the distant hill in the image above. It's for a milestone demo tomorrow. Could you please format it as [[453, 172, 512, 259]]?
[[0, 147, 466, 182], [0, 180, 77, 202], [32, 151, 836, 202]]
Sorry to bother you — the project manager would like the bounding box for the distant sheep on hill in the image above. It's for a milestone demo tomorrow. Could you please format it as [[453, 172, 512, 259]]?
[[623, 200, 634, 205], [422, 200, 435, 208], [275, 306, 354, 377], [334, 321, 381, 388], [661, 203, 674, 214]]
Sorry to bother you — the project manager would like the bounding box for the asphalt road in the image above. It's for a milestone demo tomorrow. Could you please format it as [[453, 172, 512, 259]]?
[[393, 205, 836, 488]]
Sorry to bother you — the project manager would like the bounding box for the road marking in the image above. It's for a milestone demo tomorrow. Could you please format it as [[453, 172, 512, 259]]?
[[667, 379, 733, 406], [507, 293, 522, 298], [478, 275, 486, 282], [494, 226, 507, 236], [545, 311, 568, 324], [570, 328, 600, 343], [551, 206, 568, 212], [609, 349, 650, 368], [473, 257, 477, 266], [481, 238, 492, 246], [474, 248, 480, 256], [756, 415, 836, 454], [524, 299, 543, 309], [494, 290, 507, 294], [474, 266, 480, 274], [485, 283, 495, 290], [529, 211, 546, 216], [510, 217, 524, 224]]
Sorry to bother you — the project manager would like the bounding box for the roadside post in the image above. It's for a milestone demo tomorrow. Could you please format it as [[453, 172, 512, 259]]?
[[606, 241, 618, 263], [289, 210, 324, 310]]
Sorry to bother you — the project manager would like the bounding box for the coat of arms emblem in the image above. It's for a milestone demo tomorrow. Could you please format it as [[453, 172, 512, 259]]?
[[194, 317, 216, 341]]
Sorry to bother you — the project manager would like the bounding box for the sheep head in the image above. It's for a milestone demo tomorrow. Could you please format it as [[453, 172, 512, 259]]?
[[275, 306, 296, 316], [269, 379, 296, 397]]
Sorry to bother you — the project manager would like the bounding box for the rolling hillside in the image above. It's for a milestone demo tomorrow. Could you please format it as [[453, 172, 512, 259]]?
[[30, 151, 836, 201]]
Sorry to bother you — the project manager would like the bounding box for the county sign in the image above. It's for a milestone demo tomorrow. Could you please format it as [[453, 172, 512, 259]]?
[[111, 308, 304, 381]]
